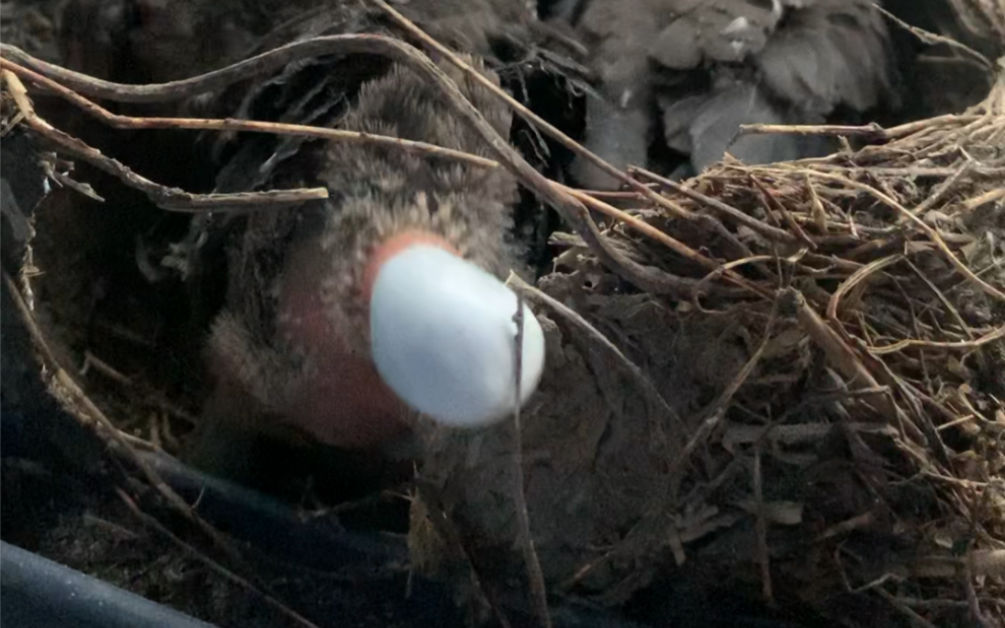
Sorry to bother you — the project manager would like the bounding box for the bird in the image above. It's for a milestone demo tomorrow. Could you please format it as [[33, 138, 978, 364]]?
[[553, 0, 899, 188], [177, 4, 547, 483]]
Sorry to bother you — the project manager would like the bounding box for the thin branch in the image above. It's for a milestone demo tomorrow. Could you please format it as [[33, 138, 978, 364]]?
[[558, 183, 771, 298], [868, 324, 1005, 355], [739, 115, 988, 142], [738, 122, 888, 139], [876, 588, 941, 628], [912, 159, 974, 216], [827, 255, 904, 321], [0, 69, 327, 211], [117, 489, 324, 628], [630, 166, 798, 244], [0, 49, 754, 288], [962, 187, 1005, 210], [1, 57, 497, 170], [809, 170, 1005, 303], [874, 4, 994, 73], [2, 271, 241, 561], [752, 448, 773, 605], [367, 0, 694, 221], [507, 272, 682, 429], [509, 293, 551, 628], [783, 288, 899, 422], [5, 31, 668, 296]]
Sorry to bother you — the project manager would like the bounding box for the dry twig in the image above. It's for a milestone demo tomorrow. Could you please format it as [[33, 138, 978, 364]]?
[[2, 271, 241, 561], [117, 489, 324, 628], [0, 56, 497, 170], [0, 67, 328, 211]]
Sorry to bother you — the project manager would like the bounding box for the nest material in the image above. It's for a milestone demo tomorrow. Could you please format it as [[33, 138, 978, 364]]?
[[414, 66, 1005, 625], [2, 1, 1005, 627]]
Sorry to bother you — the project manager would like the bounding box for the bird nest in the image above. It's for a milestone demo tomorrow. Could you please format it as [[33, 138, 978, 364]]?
[[409, 60, 1005, 628], [1, 3, 1004, 628]]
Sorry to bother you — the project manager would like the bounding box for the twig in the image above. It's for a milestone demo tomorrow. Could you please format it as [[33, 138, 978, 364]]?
[[810, 164, 1005, 179], [874, 4, 994, 73], [809, 170, 1005, 303], [11, 29, 656, 297], [0, 49, 743, 293], [904, 258, 975, 340], [528, 20, 590, 58], [749, 175, 816, 248], [559, 184, 771, 298], [752, 448, 773, 605], [876, 588, 940, 628], [8, 31, 694, 221], [116, 489, 324, 628], [911, 159, 974, 216], [826, 255, 903, 321], [2, 271, 241, 561], [0, 69, 327, 211], [868, 325, 1005, 355], [740, 114, 989, 143], [509, 293, 551, 628], [630, 166, 798, 244], [367, 0, 694, 221], [814, 512, 876, 542], [81, 350, 133, 386], [783, 288, 900, 422], [0, 57, 497, 170], [962, 187, 1005, 211], [2, 39, 396, 102], [738, 121, 887, 139], [507, 273, 682, 428]]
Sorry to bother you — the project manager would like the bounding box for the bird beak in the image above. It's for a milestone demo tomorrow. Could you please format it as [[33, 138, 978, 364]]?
[[363, 231, 545, 428]]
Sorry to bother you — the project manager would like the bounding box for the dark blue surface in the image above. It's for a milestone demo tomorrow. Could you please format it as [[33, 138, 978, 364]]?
[[1, 541, 219, 628]]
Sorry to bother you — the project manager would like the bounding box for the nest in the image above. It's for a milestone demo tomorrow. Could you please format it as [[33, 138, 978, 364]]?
[[411, 63, 1005, 628], [1, 2, 1003, 627]]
